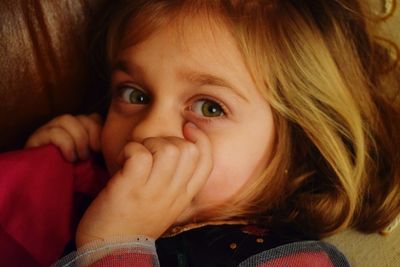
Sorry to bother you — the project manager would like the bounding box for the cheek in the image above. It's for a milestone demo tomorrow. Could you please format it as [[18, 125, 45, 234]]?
[[195, 141, 270, 204], [194, 119, 275, 205], [201, 158, 251, 201]]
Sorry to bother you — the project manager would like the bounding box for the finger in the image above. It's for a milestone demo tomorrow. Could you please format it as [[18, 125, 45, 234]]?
[[25, 128, 47, 148], [161, 136, 199, 196], [182, 122, 213, 197], [49, 115, 90, 160], [142, 137, 181, 193], [25, 122, 56, 148], [48, 128, 79, 162], [27, 127, 77, 162], [116, 142, 153, 187], [76, 114, 103, 152]]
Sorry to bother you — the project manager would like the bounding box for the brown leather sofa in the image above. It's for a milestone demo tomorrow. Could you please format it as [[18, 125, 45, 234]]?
[[1, 1, 399, 266], [0, 0, 107, 151]]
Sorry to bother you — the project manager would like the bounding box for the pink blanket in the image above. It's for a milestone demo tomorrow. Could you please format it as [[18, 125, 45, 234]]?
[[0, 145, 108, 266]]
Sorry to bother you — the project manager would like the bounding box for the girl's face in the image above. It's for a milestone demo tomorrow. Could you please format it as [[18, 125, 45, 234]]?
[[101, 17, 275, 223]]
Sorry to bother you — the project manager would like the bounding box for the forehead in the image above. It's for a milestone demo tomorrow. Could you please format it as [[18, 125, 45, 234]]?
[[108, 3, 235, 60], [112, 13, 262, 106], [114, 11, 250, 77]]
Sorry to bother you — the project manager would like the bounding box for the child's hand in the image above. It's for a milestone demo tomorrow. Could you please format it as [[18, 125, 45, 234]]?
[[25, 113, 102, 162], [75, 122, 213, 247]]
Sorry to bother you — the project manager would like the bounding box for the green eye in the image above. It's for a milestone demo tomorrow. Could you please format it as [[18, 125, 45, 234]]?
[[193, 100, 225, 117], [121, 87, 150, 104]]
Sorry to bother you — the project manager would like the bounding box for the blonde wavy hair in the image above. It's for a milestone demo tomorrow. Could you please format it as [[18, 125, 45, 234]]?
[[98, 0, 400, 237]]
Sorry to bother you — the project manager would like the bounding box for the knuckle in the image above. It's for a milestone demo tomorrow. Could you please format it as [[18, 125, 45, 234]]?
[[161, 143, 180, 158], [89, 113, 102, 122], [56, 114, 74, 125], [137, 150, 153, 165], [48, 126, 62, 135], [126, 142, 152, 159], [77, 116, 90, 127], [76, 114, 89, 121], [79, 115, 100, 130]]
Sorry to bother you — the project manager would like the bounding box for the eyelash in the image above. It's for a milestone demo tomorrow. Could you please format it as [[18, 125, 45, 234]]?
[[114, 85, 229, 121]]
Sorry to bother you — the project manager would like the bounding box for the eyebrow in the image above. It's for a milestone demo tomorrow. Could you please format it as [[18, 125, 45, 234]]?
[[112, 61, 248, 102], [112, 60, 131, 73], [179, 71, 249, 102]]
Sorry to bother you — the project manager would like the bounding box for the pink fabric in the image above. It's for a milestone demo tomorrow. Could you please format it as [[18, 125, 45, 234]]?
[[91, 252, 153, 267], [258, 251, 334, 267], [0, 145, 108, 267]]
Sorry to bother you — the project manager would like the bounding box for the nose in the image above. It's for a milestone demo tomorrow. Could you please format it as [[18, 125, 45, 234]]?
[[130, 104, 184, 142]]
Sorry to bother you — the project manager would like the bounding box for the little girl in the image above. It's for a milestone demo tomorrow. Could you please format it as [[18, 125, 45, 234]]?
[[25, 0, 400, 266]]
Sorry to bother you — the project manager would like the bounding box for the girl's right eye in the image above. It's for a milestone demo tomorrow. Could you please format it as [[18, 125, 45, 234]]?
[[120, 87, 151, 104]]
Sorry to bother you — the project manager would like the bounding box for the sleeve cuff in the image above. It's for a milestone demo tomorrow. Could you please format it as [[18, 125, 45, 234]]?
[[52, 236, 159, 267]]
